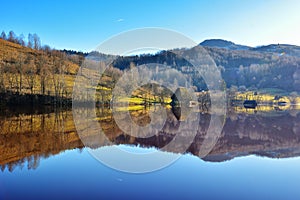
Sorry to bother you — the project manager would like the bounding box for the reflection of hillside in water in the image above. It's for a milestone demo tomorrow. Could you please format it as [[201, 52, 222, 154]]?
[[0, 110, 83, 171], [1, 106, 300, 171]]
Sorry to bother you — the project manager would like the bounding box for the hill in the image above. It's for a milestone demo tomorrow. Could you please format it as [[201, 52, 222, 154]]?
[[2, 34, 300, 106], [251, 44, 300, 57], [110, 43, 300, 93], [0, 38, 81, 105], [0, 38, 80, 74], [200, 39, 250, 50], [0, 38, 126, 106]]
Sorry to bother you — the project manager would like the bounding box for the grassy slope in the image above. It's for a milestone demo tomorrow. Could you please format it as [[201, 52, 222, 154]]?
[[0, 39, 80, 97], [0, 39, 163, 104], [0, 39, 79, 73]]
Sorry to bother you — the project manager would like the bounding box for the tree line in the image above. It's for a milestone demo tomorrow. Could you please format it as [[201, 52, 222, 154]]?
[[0, 30, 44, 50], [0, 31, 87, 105], [0, 51, 74, 101], [111, 47, 300, 93]]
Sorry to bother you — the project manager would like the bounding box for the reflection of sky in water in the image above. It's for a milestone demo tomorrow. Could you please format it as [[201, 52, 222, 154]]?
[[1, 147, 300, 200], [116, 144, 158, 154], [89, 145, 180, 173]]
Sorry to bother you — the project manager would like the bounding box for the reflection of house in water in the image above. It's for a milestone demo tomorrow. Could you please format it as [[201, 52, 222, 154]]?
[[171, 88, 210, 120], [243, 100, 257, 109], [274, 95, 288, 106], [171, 87, 193, 107], [170, 87, 194, 121], [230, 91, 295, 114]]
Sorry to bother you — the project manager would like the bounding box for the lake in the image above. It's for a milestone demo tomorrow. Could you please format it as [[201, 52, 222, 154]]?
[[1, 106, 300, 199]]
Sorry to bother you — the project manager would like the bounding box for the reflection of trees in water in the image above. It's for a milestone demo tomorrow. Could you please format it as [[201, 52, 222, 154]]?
[[2, 107, 300, 171], [204, 110, 300, 161], [0, 110, 83, 172], [103, 108, 300, 161]]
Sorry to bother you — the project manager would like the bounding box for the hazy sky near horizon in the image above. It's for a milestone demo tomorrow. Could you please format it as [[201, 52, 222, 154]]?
[[1, 0, 300, 52]]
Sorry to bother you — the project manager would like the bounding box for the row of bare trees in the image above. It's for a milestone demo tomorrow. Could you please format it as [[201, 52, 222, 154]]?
[[0, 51, 71, 100], [0, 30, 41, 50]]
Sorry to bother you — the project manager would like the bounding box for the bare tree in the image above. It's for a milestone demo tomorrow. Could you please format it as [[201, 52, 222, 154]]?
[[8, 31, 17, 43], [41, 45, 51, 54], [0, 59, 5, 92], [18, 34, 25, 46], [5, 63, 16, 92], [25, 56, 37, 94], [37, 54, 49, 95], [51, 57, 66, 99], [15, 53, 26, 94], [0, 31, 6, 40], [27, 33, 33, 48], [33, 33, 41, 50]]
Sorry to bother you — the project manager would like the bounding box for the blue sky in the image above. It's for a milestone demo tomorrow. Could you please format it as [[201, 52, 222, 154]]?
[[1, 0, 300, 52]]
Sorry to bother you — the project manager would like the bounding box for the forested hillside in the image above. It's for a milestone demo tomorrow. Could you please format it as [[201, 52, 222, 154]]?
[[1, 30, 300, 107], [0, 31, 122, 106], [111, 44, 300, 93]]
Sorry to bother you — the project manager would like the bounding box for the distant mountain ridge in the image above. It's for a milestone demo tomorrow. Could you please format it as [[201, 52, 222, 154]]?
[[108, 39, 300, 92], [251, 44, 300, 57], [200, 39, 250, 50], [200, 38, 300, 57]]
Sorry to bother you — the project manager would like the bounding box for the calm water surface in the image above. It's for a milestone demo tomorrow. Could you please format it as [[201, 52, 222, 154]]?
[[1, 106, 300, 200]]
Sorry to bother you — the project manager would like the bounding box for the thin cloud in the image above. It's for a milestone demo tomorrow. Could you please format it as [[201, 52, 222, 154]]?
[[116, 18, 124, 22]]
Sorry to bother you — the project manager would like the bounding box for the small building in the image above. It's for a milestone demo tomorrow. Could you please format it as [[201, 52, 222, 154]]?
[[243, 100, 257, 109]]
